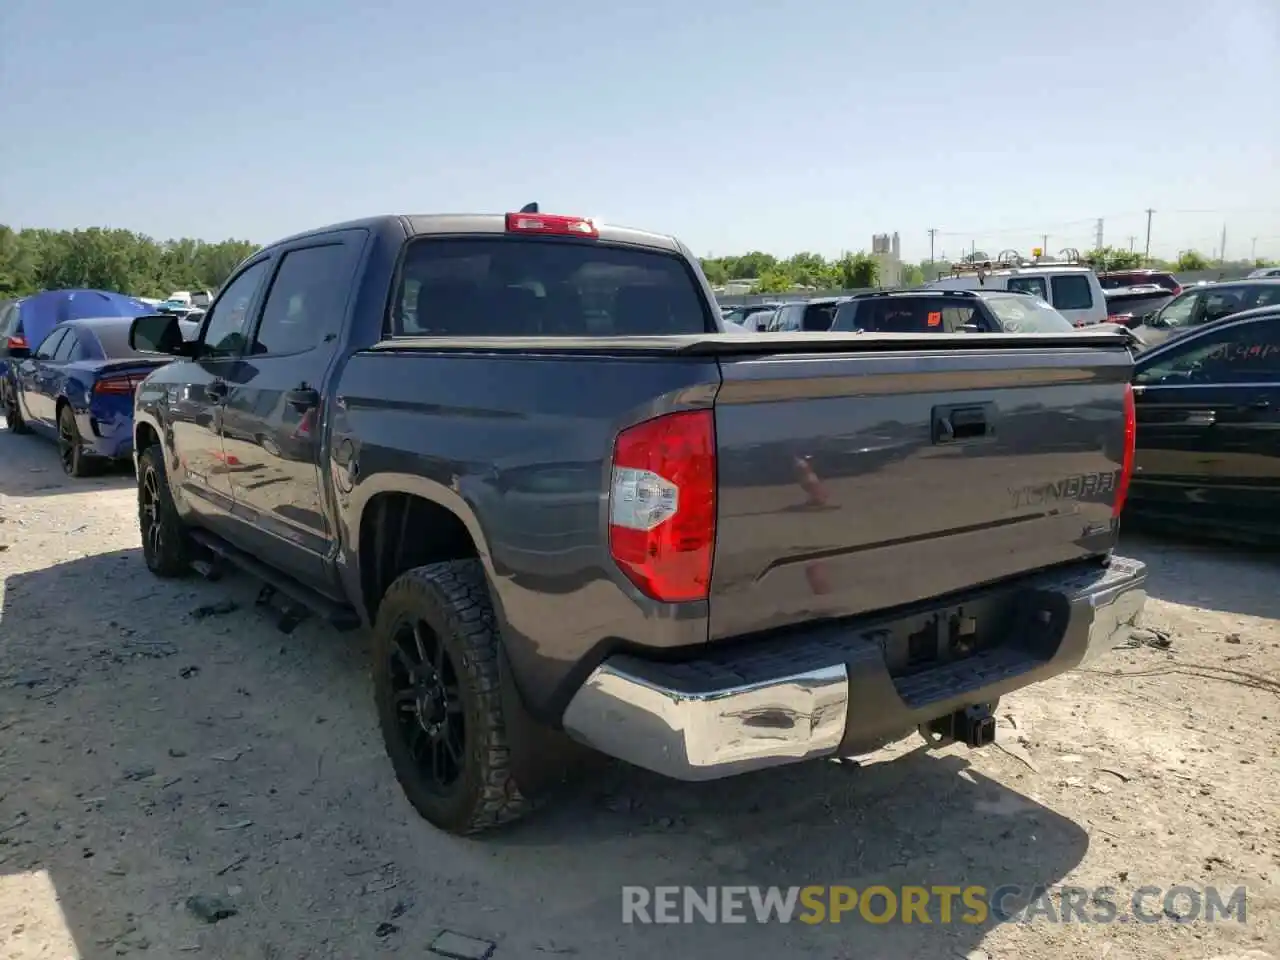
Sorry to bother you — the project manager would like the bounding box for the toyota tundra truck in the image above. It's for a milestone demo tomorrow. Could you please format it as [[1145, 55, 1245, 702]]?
[[127, 208, 1148, 835]]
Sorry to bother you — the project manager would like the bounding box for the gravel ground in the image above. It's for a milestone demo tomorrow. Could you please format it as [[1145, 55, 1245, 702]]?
[[1, 422, 1277, 960]]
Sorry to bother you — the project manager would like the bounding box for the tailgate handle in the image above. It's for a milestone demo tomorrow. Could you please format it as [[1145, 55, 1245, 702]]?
[[933, 404, 993, 443]]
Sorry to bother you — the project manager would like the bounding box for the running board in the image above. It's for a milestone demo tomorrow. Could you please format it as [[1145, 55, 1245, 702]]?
[[187, 530, 362, 631]]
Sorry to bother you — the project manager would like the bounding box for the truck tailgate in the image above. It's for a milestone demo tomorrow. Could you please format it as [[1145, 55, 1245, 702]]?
[[709, 343, 1133, 640]]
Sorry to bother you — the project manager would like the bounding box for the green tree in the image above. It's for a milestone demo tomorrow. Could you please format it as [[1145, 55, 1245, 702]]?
[[832, 252, 879, 289], [700, 258, 729, 286], [0, 224, 261, 299], [1177, 250, 1210, 271], [754, 270, 795, 294], [1085, 246, 1145, 271]]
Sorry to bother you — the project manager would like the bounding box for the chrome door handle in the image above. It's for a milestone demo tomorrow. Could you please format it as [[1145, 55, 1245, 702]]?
[[1185, 410, 1216, 426]]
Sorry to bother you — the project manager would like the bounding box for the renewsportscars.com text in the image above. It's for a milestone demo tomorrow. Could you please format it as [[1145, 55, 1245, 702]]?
[[621, 885, 1247, 925]]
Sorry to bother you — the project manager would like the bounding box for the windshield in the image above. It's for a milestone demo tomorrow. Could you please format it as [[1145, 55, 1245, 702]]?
[[983, 295, 1074, 333]]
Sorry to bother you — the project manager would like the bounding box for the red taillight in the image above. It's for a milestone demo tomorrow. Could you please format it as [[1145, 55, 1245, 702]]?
[[505, 212, 598, 237], [1171, 284, 1183, 296], [608, 410, 716, 603], [1114, 384, 1136, 518], [6, 335, 27, 350], [1107, 314, 1133, 325], [94, 374, 144, 395]]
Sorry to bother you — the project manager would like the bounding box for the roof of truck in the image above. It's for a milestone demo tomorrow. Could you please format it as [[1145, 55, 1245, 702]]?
[[263, 213, 683, 254]]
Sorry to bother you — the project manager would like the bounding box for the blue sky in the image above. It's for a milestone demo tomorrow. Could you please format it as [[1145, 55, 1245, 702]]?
[[2, 0, 1277, 261]]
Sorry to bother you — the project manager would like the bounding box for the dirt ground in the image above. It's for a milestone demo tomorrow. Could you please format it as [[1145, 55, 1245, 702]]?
[[1, 423, 1277, 960]]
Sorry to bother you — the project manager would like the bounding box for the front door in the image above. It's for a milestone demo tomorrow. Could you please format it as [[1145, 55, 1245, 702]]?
[[170, 258, 273, 525], [17, 327, 69, 430], [218, 232, 365, 592], [1195, 316, 1280, 532], [1131, 313, 1280, 530]]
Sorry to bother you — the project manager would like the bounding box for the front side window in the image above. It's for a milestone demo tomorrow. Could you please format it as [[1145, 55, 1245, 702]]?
[[1135, 318, 1280, 385], [1006, 276, 1047, 299], [252, 244, 359, 355], [201, 259, 271, 358], [34, 328, 67, 360], [1050, 274, 1094, 311], [392, 238, 710, 337]]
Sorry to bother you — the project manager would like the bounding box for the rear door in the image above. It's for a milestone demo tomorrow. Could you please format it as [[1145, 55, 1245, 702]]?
[[218, 231, 366, 590]]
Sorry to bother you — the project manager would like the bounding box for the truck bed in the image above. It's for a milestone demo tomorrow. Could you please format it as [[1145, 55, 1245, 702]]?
[[364, 333, 1134, 645]]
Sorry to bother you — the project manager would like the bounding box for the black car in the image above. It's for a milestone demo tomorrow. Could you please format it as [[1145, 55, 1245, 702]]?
[[1127, 304, 1280, 540], [1102, 285, 1175, 328], [830, 288, 1077, 334], [766, 297, 844, 332], [1137, 279, 1280, 349]]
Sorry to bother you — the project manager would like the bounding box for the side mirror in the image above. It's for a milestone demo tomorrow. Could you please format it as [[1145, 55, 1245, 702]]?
[[130, 313, 193, 357], [7, 345, 30, 360]]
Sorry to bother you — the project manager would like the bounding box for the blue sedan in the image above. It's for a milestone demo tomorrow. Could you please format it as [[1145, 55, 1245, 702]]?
[[6, 316, 191, 476]]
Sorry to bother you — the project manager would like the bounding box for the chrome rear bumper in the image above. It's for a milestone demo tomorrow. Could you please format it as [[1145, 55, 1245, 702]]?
[[561, 556, 1147, 781]]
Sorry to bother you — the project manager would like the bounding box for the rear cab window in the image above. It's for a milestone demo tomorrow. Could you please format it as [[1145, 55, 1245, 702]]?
[[391, 238, 712, 337]]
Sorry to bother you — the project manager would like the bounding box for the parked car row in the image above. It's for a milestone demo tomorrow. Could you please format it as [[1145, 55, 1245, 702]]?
[[2, 289, 198, 476]]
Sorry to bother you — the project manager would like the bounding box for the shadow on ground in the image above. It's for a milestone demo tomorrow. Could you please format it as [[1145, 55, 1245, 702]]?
[[1119, 528, 1280, 621], [0, 425, 135, 499], [1, 549, 1090, 960]]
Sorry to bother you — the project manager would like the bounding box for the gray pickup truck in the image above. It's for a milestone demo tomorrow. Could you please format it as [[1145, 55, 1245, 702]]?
[[128, 209, 1148, 835]]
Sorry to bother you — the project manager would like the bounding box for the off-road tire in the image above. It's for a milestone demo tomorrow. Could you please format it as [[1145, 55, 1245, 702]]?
[[372, 560, 532, 835], [137, 444, 191, 577]]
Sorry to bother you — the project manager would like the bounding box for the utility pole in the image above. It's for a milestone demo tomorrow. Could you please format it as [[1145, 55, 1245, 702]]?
[[1095, 218, 1104, 250], [1220, 223, 1227, 266], [927, 228, 936, 265], [1041, 234, 1048, 257], [1252, 237, 1258, 262], [1144, 208, 1154, 264], [1128, 236, 1137, 252]]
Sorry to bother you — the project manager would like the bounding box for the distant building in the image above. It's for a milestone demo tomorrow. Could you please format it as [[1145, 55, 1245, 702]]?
[[871, 231, 903, 287]]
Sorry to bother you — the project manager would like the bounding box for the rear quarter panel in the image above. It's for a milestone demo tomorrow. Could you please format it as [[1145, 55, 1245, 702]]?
[[331, 350, 722, 721]]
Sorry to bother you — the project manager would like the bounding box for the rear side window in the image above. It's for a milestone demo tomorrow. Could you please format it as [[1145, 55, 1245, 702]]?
[[1051, 274, 1094, 311], [53, 331, 79, 361], [94, 324, 142, 358], [1006, 276, 1047, 299], [838, 298, 980, 333], [392, 238, 710, 337], [253, 243, 360, 355]]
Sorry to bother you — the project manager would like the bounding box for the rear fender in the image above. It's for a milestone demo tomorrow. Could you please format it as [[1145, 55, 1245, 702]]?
[[341, 471, 501, 625]]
